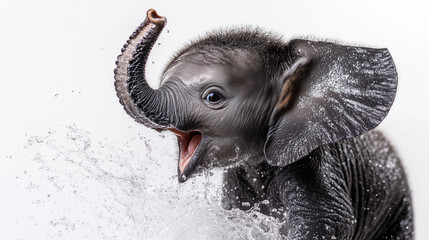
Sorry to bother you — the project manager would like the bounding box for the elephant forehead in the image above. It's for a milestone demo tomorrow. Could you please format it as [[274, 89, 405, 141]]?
[[162, 62, 226, 84], [162, 61, 262, 90]]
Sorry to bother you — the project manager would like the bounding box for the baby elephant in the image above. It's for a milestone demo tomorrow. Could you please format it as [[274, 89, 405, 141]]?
[[114, 10, 413, 239]]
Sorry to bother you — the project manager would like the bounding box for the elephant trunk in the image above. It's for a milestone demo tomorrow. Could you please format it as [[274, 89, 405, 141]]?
[[114, 9, 173, 129]]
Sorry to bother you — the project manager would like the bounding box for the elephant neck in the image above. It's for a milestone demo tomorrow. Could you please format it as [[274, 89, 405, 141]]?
[[239, 156, 281, 182]]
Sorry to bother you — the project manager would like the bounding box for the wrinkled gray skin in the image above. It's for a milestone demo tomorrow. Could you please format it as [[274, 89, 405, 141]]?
[[115, 10, 413, 239]]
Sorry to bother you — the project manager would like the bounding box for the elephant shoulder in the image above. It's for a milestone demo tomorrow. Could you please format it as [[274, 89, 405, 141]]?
[[314, 131, 413, 239]]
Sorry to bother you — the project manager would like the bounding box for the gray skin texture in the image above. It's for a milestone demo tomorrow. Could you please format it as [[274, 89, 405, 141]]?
[[114, 11, 413, 239]]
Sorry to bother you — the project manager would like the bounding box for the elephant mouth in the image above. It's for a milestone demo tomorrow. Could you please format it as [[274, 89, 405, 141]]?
[[170, 129, 202, 180]]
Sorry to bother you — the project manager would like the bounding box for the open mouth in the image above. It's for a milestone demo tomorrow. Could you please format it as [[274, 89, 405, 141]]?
[[170, 129, 202, 174]]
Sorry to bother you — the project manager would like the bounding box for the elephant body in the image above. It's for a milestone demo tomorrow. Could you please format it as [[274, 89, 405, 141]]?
[[222, 131, 413, 239], [114, 10, 414, 239]]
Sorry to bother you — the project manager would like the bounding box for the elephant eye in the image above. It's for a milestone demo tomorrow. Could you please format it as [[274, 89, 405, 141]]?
[[205, 91, 223, 103]]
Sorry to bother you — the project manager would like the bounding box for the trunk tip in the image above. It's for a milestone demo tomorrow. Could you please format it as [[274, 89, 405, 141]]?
[[147, 9, 166, 26]]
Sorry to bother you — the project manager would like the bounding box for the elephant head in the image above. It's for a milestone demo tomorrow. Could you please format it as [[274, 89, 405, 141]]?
[[115, 10, 398, 182]]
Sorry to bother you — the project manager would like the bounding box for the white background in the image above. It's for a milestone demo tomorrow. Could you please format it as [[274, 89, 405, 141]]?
[[1, 0, 428, 239]]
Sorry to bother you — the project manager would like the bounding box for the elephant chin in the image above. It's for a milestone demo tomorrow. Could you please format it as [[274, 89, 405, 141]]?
[[169, 129, 204, 182]]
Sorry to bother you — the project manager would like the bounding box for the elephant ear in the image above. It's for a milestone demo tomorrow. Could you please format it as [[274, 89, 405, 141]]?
[[264, 39, 398, 166]]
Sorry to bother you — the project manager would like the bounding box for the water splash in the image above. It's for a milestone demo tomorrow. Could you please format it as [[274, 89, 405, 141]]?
[[16, 125, 283, 239]]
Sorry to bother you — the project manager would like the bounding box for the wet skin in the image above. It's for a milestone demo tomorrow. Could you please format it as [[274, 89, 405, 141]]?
[[221, 132, 413, 239], [114, 10, 414, 239]]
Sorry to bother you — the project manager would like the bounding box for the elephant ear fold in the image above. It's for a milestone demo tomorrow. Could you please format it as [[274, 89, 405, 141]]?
[[264, 39, 398, 166]]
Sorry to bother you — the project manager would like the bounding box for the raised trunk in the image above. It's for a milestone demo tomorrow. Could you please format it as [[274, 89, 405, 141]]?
[[114, 9, 172, 129]]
